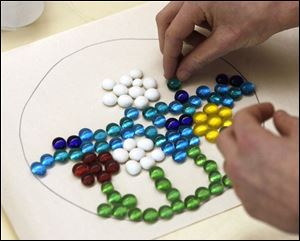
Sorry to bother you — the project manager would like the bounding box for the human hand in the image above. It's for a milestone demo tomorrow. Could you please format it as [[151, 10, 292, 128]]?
[[156, 1, 299, 81], [217, 103, 299, 233]]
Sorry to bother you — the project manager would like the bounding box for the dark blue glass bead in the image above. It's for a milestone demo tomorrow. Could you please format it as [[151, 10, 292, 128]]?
[[124, 107, 139, 120], [155, 102, 169, 114], [67, 135, 82, 148], [133, 124, 145, 136], [165, 118, 180, 131], [240, 82, 256, 95], [196, 86, 211, 99], [169, 101, 184, 115], [229, 75, 244, 87], [179, 126, 193, 138], [144, 126, 158, 139], [188, 95, 202, 108], [183, 105, 196, 115], [143, 107, 158, 121], [222, 96, 234, 108], [214, 84, 230, 96], [179, 114, 193, 126], [95, 141, 110, 153], [166, 130, 181, 143], [79, 128, 93, 142], [31, 162, 47, 176], [175, 90, 189, 103], [216, 74, 229, 84], [81, 141, 95, 154], [52, 137, 66, 150], [40, 154, 55, 168], [161, 142, 175, 155], [172, 150, 187, 163], [229, 87, 242, 100], [154, 134, 167, 147], [120, 117, 134, 129], [188, 135, 200, 146], [175, 138, 189, 151], [121, 128, 135, 139], [109, 138, 123, 150], [106, 123, 121, 137], [208, 92, 222, 105], [153, 115, 167, 128], [94, 129, 107, 141], [69, 149, 84, 161]]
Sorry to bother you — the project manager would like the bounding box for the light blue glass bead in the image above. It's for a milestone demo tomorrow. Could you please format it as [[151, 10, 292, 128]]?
[[162, 142, 175, 155], [179, 126, 193, 138], [94, 129, 107, 141], [31, 162, 47, 176], [222, 96, 234, 108], [240, 82, 256, 95], [208, 92, 222, 105], [214, 84, 230, 96], [79, 128, 93, 142], [183, 105, 196, 115], [81, 141, 94, 154], [120, 117, 134, 129], [40, 154, 55, 167], [145, 126, 158, 139], [69, 148, 84, 161], [153, 115, 167, 128], [155, 102, 169, 114], [54, 150, 69, 163], [125, 107, 139, 120], [143, 107, 158, 121], [95, 141, 110, 153], [121, 128, 135, 139], [169, 101, 184, 115], [189, 135, 200, 146], [189, 95, 202, 108], [109, 138, 123, 150], [133, 124, 145, 136], [106, 123, 121, 137], [154, 134, 167, 147], [175, 138, 189, 151], [172, 150, 187, 163], [196, 86, 211, 99], [166, 130, 181, 143]]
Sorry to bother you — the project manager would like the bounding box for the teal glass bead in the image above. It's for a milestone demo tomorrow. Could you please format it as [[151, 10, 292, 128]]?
[[154, 134, 167, 147], [155, 102, 169, 114], [229, 87, 242, 101], [124, 107, 139, 120], [133, 124, 145, 136], [175, 138, 189, 151], [152, 115, 166, 128], [109, 138, 123, 150], [31, 162, 47, 176], [121, 128, 135, 139], [54, 150, 69, 163], [162, 142, 175, 155], [69, 148, 83, 161], [183, 105, 196, 115], [106, 123, 121, 137], [189, 95, 202, 108], [143, 107, 158, 121], [179, 126, 193, 138], [144, 126, 158, 139], [172, 150, 187, 163], [188, 135, 200, 146], [166, 130, 181, 143], [240, 81, 256, 95], [93, 129, 107, 141], [40, 154, 55, 167], [119, 117, 134, 129], [169, 101, 184, 114], [95, 141, 110, 153], [167, 78, 182, 91], [208, 92, 222, 105], [81, 141, 94, 154], [79, 128, 93, 141]]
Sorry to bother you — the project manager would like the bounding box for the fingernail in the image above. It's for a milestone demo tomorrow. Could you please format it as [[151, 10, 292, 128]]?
[[177, 69, 191, 81]]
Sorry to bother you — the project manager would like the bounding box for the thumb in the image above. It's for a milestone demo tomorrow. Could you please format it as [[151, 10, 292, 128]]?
[[274, 110, 299, 137]]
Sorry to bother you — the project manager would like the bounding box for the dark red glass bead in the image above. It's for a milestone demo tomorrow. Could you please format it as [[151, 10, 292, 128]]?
[[105, 160, 120, 174], [97, 171, 111, 183], [81, 174, 95, 186], [98, 152, 113, 164], [72, 163, 90, 177], [82, 153, 97, 164], [89, 162, 102, 174]]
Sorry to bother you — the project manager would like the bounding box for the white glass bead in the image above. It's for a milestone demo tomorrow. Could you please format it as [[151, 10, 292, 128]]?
[[102, 78, 116, 91], [112, 148, 129, 163], [129, 148, 145, 161], [143, 77, 157, 89], [132, 78, 143, 87], [129, 69, 143, 79], [123, 138, 137, 151], [113, 84, 128, 96], [128, 86, 145, 99], [144, 88, 160, 102], [125, 160, 142, 176], [102, 93, 118, 107], [134, 96, 149, 109], [150, 149, 165, 162], [117, 95, 133, 108], [137, 138, 154, 151], [119, 75, 133, 87], [140, 156, 155, 170]]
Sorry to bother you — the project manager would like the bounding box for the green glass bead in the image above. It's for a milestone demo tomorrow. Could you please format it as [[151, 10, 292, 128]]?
[[222, 175, 233, 188], [149, 166, 165, 181], [155, 178, 172, 193], [167, 78, 182, 91], [121, 194, 137, 209], [128, 208, 143, 222], [159, 205, 174, 220], [195, 187, 210, 202], [209, 171, 222, 183], [171, 200, 185, 214], [194, 153, 207, 167], [143, 107, 158, 121], [204, 160, 218, 173], [184, 195, 200, 210], [97, 203, 113, 218], [154, 134, 167, 147], [166, 188, 181, 202], [54, 150, 69, 162], [107, 191, 122, 205], [187, 146, 201, 159], [143, 208, 159, 224], [112, 205, 128, 220], [69, 148, 83, 161], [209, 182, 224, 196], [101, 182, 114, 195]]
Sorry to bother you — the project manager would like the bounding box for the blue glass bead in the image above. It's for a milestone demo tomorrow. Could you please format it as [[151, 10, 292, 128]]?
[[67, 135, 82, 149], [154, 134, 167, 147], [94, 129, 107, 141], [169, 101, 184, 115], [208, 92, 222, 105], [52, 137, 66, 150], [179, 114, 193, 126], [240, 82, 255, 95], [155, 102, 169, 114], [216, 73, 229, 84], [54, 150, 69, 163], [175, 90, 189, 103], [144, 126, 158, 139], [229, 87, 242, 100], [175, 138, 189, 151], [165, 118, 180, 131], [81, 141, 95, 154], [31, 162, 47, 176], [166, 130, 181, 143], [125, 107, 139, 120], [188, 135, 200, 146], [69, 149, 83, 161], [133, 124, 145, 136], [162, 142, 175, 155], [196, 86, 211, 99], [143, 107, 158, 121], [79, 128, 93, 142], [229, 75, 244, 87], [120, 117, 134, 129], [183, 105, 196, 115], [40, 154, 55, 168], [121, 128, 135, 139], [95, 141, 110, 153], [214, 84, 230, 96], [222, 96, 234, 108], [109, 138, 123, 150], [153, 115, 166, 128], [172, 150, 187, 163], [189, 95, 202, 108], [106, 123, 121, 137], [179, 126, 193, 138]]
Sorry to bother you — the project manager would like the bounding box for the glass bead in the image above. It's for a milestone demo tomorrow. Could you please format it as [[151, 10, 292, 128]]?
[[175, 138, 189, 151], [107, 191, 122, 205], [105, 160, 120, 174], [153, 115, 166, 128], [144, 126, 158, 139], [81, 174, 95, 186], [121, 128, 135, 139], [179, 125, 193, 138], [196, 85, 211, 99], [240, 82, 256, 95], [97, 203, 113, 218], [222, 96, 234, 108], [209, 171, 222, 183], [72, 164, 90, 178], [183, 105, 196, 115], [112, 205, 128, 220], [143, 107, 158, 121], [204, 160, 218, 173], [216, 73, 229, 84], [166, 188, 181, 202], [172, 150, 187, 163], [133, 124, 145, 136], [188, 135, 200, 146], [124, 107, 139, 120], [187, 146, 201, 159], [52, 137, 66, 150], [184, 195, 200, 210], [175, 90, 189, 103], [67, 135, 82, 148], [143, 208, 159, 224], [165, 118, 180, 131], [207, 115, 222, 129], [98, 152, 113, 164], [121, 194, 137, 209], [54, 150, 69, 162], [179, 114, 193, 126], [214, 84, 230, 95], [120, 117, 134, 129], [209, 182, 224, 195], [188, 95, 202, 108], [193, 124, 209, 136], [229, 87, 242, 101], [154, 134, 167, 147], [90, 162, 102, 174], [159, 205, 174, 220], [205, 129, 219, 143], [97, 171, 112, 183], [166, 130, 181, 143], [93, 129, 107, 141], [195, 187, 210, 202], [128, 208, 143, 222], [81, 153, 96, 165], [149, 166, 165, 181], [222, 119, 233, 127], [208, 92, 222, 105], [169, 101, 184, 114], [155, 178, 172, 192], [222, 175, 233, 188], [79, 128, 93, 142], [203, 103, 218, 115], [81, 141, 95, 154], [161, 142, 175, 155], [106, 123, 121, 137], [171, 200, 185, 214], [101, 182, 114, 195], [31, 162, 47, 176], [167, 78, 182, 91], [95, 141, 110, 153], [69, 149, 83, 161], [193, 111, 208, 124], [155, 101, 169, 114], [194, 153, 206, 166], [109, 138, 123, 150], [218, 106, 232, 119], [40, 154, 55, 167], [229, 75, 244, 87]]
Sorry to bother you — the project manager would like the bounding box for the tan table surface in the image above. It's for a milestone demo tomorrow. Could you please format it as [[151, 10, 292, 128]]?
[[1, 2, 298, 240]]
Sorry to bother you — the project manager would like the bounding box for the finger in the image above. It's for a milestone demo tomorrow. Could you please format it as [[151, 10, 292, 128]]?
[[273, 110, 299, 138], [184, 30, 207, 47], [156, 2, 184, 53], [163, 2, 205, 79], [217, 127, 238, 163]]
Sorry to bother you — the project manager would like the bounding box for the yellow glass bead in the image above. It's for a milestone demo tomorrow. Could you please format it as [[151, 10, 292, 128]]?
[[222, 119, 233, 127], [193, 124, 209, 136], [207, 115, 222, 129], [193, 112, 208, 124], [218, 106, 232, 119], [205, 129, 219, 143], [203, 103, 218, 115]]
